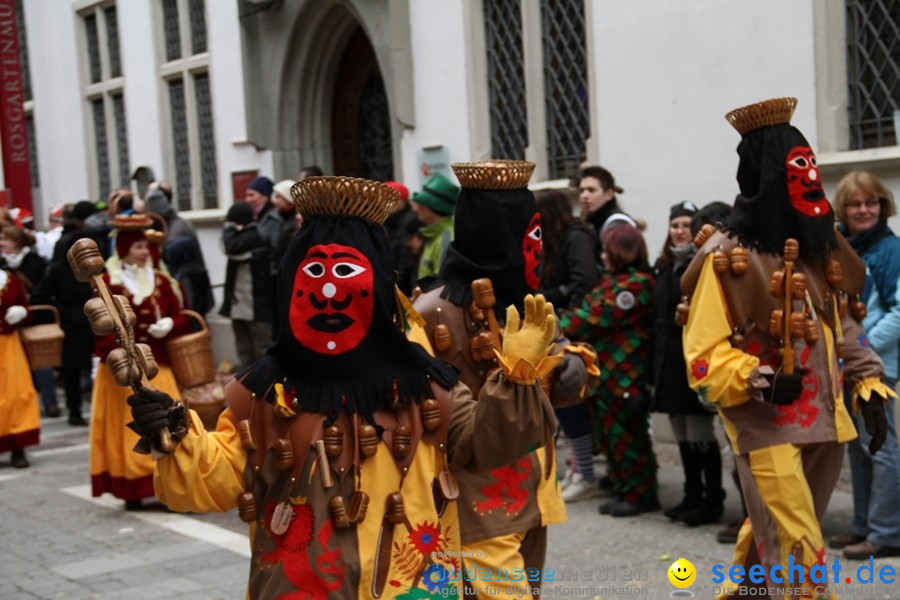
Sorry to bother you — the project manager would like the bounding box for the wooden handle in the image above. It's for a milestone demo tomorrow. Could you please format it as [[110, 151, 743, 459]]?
[[782, 261, 794, 375]]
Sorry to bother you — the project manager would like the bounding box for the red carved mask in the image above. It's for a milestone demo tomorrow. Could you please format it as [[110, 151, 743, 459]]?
[[785, 146, 830, 218], [289, 243, 374, 355], [522, 212, 542, 290]]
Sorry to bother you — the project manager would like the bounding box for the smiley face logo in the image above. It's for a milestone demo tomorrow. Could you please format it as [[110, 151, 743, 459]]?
[[668, 558, 696, 588]]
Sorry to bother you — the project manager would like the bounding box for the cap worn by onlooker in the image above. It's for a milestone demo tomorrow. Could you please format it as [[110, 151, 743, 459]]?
[[411, 173, 460, 216], [670, 201, 699, 220], [384, 181, 410, 202], [73, 200, 98, 221], [226, 202, 255, 227], [248, 177, 274, 199], [273, 179, 296, 203]]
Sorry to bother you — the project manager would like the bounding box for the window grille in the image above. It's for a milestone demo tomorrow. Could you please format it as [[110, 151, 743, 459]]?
[[113, 94, 130, 188], [194, 72, 218, 208], [540, 0, 589, 179], [483, 0, 528, 160], [14, 0, 30, 101], [85, 14, 101, 83], [92, 98, 110, 197], [105, 7, 121, 78], [26, 115, 39, 188], [189, 0, 207, 55], [168, 78, 192, 211], [845, 0, 900, 148], [163, 0, 182, 61], [358, 74, 394, 182]]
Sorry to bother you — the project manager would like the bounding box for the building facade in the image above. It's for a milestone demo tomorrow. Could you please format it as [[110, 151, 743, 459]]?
[[2, 0, 898, 358]]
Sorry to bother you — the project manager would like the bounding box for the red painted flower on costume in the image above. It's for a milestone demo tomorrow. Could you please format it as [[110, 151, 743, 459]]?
[[289, 243, 374, 355], [408, 521, 444, 557], [691, 359, 709, 381], [522, 212, 542, 291], [785, 146, 830, 218]]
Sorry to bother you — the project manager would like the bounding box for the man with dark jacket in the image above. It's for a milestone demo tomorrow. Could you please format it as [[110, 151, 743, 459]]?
[[220, 202, 274, 368]]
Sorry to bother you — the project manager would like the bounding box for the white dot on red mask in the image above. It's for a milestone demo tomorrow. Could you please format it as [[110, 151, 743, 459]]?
[[814, 206, 821, 214], [322, 283, 337, 298], [327, 341, 336, 350], [809, 169, 818, 181]]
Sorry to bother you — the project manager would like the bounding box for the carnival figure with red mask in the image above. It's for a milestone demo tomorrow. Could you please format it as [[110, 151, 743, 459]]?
[[412, 161, 596, 600], [124, 176, 561, 599], [680, 98, 895, 600]]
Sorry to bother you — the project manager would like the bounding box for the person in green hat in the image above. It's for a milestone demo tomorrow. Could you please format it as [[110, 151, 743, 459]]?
[[411, 172, 460, 282]]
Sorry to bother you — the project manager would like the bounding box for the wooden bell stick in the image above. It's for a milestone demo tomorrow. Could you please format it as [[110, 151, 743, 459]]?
[[781, 239, 799, 374], [471, 278, 502, 352], [67, 238, 174, 451]]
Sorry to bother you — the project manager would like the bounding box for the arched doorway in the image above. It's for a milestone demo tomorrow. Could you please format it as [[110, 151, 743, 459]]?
[[331, 26, 393, 180]]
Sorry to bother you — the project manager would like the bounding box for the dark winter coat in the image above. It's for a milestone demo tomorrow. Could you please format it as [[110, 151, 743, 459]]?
[[539, 223, 598, 310], [219, 223, 274, 322], [650, 252, 709, 415]]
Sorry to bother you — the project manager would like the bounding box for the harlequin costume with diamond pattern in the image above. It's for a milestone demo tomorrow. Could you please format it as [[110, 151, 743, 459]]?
[[680, 98, 895, 600], [558, 264, 658, 508], [139, 177, 557, 600], [413, 161, 582, 600]]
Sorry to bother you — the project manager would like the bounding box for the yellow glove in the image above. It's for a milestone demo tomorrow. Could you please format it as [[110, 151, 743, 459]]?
[[495, 294, 564, 384]]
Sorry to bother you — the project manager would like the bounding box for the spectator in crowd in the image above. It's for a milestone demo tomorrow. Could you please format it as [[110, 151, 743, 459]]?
[[559, 224, 658, 516], [0, 267, 40, 468], [90, 215, 189, 510], [577, 166, 629, 264], [220, 202, 274, 369], [34, 205, 65, 261], [0, 224, 59, 419], [652, 201, 725, 525], [145, 181, 214, 315], [830, 170, 900, 559], [411, 172, 459, 282], [383, 180, 421, 296], [272, 178, 300, 259], [534, 188, 600, 501], [244, 176, 281, 271], [297, 164, 324, 180]]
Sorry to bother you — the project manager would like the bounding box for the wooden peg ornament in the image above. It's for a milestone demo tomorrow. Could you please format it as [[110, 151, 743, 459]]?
[[791, 272, 808, 299], [729, 246, 749, 275], [392, 425, 411, 459], [769, 309, 784, 338], [237, 492, 257, 523], [783, 238, 799, 262], [804, 319, 819, 344], [385, 492, 407, 525], [107, 348, 140, 387], [433, 307, 452, 352], [470, 332, 495, 362], [348, 490, 369, 524], [84, 297, 115, 335], [237, 419, 256, 450], [713, 249, 729, 274], [324, 425, 343, 459], [329, 495, 350, 529], [790, 311, 806, 338], [769, 270, 785, 298], [469, 301, 484, 323], [273, 438, 293, 470], [850, 297, 867, 321], [693, 223, 715, 248], [838, 292, 849, 318], [825, 259, 843, 287], [358, 424, 378, 458], [421, 398, 441, 432]]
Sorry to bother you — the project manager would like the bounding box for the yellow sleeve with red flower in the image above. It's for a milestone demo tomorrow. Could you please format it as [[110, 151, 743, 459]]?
[[682, 254, 764, 409]]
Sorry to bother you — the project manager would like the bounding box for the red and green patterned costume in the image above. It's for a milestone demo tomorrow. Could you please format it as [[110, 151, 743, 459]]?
[[559, 267, 657, 504]]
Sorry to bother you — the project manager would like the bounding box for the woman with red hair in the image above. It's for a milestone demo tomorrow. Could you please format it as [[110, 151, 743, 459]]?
[[559, 224, 658, 517]]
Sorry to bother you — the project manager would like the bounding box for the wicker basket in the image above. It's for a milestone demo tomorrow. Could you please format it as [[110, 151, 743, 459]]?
[[165, 310, 216, 388], [19, 305, 64, 369]]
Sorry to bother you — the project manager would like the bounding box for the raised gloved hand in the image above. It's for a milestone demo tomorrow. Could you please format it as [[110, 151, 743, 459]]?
[[4, 305, 27, 325], [126, 387, 186, 454], [497, 294, 563, 384], [860, 392, 887, 455], [147, 316, 174, 339], [763, 368, 808, 405], [553, 352, 587, 400]]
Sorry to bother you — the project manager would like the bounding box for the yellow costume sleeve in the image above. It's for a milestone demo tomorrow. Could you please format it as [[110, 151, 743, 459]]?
[[852, 376, 898, 413], [682, 254, 763, 408], [153, 407, 248, 513]]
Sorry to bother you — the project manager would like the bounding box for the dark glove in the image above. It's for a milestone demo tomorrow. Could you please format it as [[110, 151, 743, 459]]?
[[860, 392, 887, 455], [763, 368, 808, 405], [126, 387, 185, 454], [553, 352, 587, 400]]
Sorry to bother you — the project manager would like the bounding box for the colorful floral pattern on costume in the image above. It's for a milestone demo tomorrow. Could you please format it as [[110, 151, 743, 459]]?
[[260, 499, 344, 599], [473, 456, 532, 517], [691, 359, 709, 381], [389, 519, 456, 598], [773, 346, 820, 429]]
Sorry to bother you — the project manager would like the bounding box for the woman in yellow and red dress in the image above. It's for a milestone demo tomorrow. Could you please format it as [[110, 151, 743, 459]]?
[[0, 268, 40, 468], [90, 215, 188, 510]]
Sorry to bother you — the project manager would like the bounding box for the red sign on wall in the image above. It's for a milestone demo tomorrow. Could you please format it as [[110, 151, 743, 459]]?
[[0, 0, 33, 212], [231, 170, 259, 202]]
